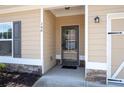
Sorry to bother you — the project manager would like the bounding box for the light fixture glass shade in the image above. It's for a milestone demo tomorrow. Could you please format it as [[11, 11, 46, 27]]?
[[94, 16, 100, 23]]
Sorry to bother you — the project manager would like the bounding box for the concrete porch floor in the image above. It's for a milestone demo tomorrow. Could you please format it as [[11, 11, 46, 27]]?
[[33, 65, 124, 87], [33, 65, 86, 87]]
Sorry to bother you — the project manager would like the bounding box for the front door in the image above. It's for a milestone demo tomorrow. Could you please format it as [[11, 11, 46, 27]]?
[[61, 25, 79, 66]]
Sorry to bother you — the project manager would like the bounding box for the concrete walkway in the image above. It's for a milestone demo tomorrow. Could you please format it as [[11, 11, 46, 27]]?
[[33, 65, 124, 87], [33, 66, 86, 87]]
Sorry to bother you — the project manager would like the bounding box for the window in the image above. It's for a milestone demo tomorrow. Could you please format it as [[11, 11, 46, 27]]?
[[0, 22, 13, 56]]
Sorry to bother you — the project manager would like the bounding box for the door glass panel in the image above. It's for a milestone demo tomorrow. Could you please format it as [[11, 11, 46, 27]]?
[[63, 29, 76, 51]]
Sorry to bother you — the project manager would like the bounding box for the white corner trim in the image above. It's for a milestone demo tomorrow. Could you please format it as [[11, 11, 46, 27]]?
[[79, 55, 85, 60], [56, 55, 61, 59], [40, 8, 44, 74], [85, 5, 88, 79], [86, 62, 107, 70], [0, 57, 42, 66]]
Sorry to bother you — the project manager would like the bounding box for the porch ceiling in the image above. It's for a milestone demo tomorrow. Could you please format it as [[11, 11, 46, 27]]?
[[49, 5, 85, 17]]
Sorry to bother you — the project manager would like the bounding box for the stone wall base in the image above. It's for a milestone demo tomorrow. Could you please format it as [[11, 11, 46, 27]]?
[[85, 69, 107, 84], [1, 63, 42, 75]]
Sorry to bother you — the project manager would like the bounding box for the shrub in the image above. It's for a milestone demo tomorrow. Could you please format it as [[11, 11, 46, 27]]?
[[0, 64, 6, 71]]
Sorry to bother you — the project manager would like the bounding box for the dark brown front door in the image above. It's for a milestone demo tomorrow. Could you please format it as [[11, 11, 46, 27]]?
[[61, 25, 79, 66]]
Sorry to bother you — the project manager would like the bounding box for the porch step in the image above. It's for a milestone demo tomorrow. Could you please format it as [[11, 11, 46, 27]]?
[[62, 59, 79, 66]]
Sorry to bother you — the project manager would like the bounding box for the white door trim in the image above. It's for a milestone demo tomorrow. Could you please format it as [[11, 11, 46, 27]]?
[[107, 12, 124, 83]]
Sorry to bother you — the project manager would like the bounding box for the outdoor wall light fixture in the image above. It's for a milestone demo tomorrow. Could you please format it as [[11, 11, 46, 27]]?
[[94, 16, 100, 23], [65, 7, 70, 10]]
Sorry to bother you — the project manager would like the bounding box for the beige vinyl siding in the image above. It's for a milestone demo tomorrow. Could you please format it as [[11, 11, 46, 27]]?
[[56, 15, 85, 56], [88, 5, 124, 63], [0, 9, 41, 59], [43, 10, 56, 73], [112, 19, 124, 31]]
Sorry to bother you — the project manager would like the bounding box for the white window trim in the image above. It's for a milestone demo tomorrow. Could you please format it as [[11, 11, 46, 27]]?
[[0, 22, 13, 57]]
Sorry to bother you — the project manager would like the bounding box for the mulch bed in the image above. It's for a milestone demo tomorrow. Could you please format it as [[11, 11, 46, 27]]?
[[0, 72, 41, 87]]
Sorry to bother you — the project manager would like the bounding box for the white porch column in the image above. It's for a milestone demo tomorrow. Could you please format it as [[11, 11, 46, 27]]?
[[40, 7, 44, 74]]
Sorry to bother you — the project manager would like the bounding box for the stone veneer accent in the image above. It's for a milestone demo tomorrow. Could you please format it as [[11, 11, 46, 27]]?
[[85, 69, 107, 84], [2, 63, 42, 75]]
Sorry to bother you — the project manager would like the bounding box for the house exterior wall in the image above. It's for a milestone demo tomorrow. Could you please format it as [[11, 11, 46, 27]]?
[[56, 15, 85, 59], [0, 9, 41, 59], [88, 5, 124, 63], [43, 10, 56, 73], [87, 5, 124, 84]]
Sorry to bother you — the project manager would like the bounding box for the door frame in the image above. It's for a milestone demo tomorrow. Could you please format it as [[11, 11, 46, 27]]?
[[107, 12, 124, 83], [60, 25, 80, 65]]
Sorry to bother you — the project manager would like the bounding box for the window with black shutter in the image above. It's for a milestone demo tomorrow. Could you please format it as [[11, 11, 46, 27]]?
[[0, 21, 21, 58]]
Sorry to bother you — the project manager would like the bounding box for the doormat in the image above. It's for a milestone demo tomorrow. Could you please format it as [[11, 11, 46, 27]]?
[[62, 66, 77, 69]]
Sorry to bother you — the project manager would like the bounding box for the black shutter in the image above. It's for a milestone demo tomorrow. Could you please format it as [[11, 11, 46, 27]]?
[[13, 21, 21, 58]]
